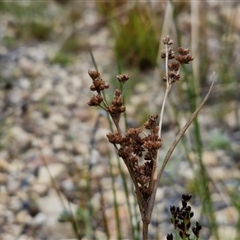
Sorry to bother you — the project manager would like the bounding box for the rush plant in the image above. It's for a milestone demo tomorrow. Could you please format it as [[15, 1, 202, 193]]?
[[87, 35, 213, 239]]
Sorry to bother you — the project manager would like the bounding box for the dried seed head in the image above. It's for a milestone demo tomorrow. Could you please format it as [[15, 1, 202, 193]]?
[[177, 47, 190, 56], [161, 48, 175, 59], [175, 48, 194, 64], [163, 35, 174, 45], [168, 72, 180, 83], [106, 132, 123, 144], [117, 74, 130, 84], [88, 94, 103, 106], [175, 54, 194, 64], [182, 193, 192, 202], [166, 233, 173, 240], [88, 70, 100, 80], [192, 222, 202, 238], [170, 205, 176, 214], [168, 61, 180, 72]]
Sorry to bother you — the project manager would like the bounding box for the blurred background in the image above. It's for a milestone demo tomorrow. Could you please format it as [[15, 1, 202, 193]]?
[[0, 0, 239, 239]]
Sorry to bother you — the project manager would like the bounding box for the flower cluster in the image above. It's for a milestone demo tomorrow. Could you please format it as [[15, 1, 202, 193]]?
[[161, 35, 194, 84], [107, 114, 162, 200], [88, 70, 162, 201], [166, 193, 202, 240], [87, 70, 109, 106]]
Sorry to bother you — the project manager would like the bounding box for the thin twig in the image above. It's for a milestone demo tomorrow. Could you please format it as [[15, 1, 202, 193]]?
[[158, 80, 214, 182], [144, 78, 214, 227]]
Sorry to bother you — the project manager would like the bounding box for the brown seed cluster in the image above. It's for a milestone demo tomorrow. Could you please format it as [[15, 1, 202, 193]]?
[[88, 70, 162, 201], [107, 114, 162, 200], [161, 36, 194, 84], [88, 70, 109, 106], [107, 89, 125, 127], [117, 74, 130, 84], [166, 194, 202, 240], [175, 47, 194, 64]]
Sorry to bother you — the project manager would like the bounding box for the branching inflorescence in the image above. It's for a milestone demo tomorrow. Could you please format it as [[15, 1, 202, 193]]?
[[166, 194, 202, 240], [87, 35, 210, 239]]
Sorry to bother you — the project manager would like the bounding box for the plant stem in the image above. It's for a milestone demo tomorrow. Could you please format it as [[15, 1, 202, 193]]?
[[142, 221, 149, 240], [143, 80, 214, 237]]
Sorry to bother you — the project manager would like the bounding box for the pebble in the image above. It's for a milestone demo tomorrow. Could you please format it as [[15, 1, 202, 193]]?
[[210, 226, 237, 240], [31, 183, 49, 197], [18, 57, 40, 77], [49, 113, 68, 129], [0, 191, 9, 205], [15, 210, 33, 225], [8, 197, 22, 213], [9, 126, 32, 148], [52, 134, 65, 150], [0, 173, 8, 184], [38, 190, 77, 225], [32, 212, 47, 226], [37, 163, 67, 185], [0, 159, 9, 172]]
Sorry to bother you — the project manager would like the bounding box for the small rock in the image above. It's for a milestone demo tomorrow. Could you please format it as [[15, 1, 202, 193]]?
[[60, 178, 74, 193], [31, 89, 47, 101], [103, 189, 126, 206], [0, 191, 9, 204], [209, 166, 229, 180], [18, 57, 40, 77], [49, 113, 68, 129], [202, 151, 218, 166], [44, 222, 76, 239], [95, 128, 110, 141], [210, 226, 236, 240], [155, 187, 164, 203], [0, 173, 8, 184], [63, 95, 76, 107], [38, 189, 77, 225], [7, 178, 21, 194], [33, 212, 47, 226], [0, 158, 9, 172], [215, 206, 238, 225], [9, 126, 32, 148], [73, 107, 98, 123], [18, 234, 34, 240], [19, 78, 31, 89], [8, 197, 22, 213], [52, 134, 65, 150], [37, 163, 67, 185], [31, 183, 49, 197], [96, 139, 109, 156], [105, 204, 130, 239], [189, 151, 218, 166], [15, 210, 33, 224]]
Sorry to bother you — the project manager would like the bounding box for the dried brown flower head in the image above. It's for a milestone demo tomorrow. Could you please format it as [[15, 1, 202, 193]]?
[[117, 74, 130, 84], [88, 70, 100, 80], [161, 47, 175, 59], [163, 35, 174, 45], [175, 48, 194, 64], [87, 94, 103, 106]]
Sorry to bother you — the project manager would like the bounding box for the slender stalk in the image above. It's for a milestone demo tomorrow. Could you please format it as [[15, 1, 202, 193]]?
[[142, 221, 149, 240], [150, 43, 171, 191], [144, 80, 214, 230], [108, 151, 122, 240], [158, 80, 214, 182]]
